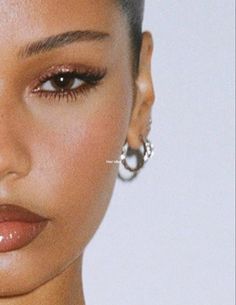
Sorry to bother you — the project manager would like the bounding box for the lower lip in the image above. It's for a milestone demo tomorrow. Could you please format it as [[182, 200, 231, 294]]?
[[0, 221, 48, 253]]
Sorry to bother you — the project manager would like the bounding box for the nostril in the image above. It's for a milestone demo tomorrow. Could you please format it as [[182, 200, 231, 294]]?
[[0, 162, 29, 182], [0, 146, 31, 182]]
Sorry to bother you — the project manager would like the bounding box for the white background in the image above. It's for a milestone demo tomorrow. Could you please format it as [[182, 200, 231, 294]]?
[[83, 1, 235, 305]]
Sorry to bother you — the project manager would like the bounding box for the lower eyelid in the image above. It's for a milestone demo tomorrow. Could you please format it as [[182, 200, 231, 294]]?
[[30, 81, 100, 103]]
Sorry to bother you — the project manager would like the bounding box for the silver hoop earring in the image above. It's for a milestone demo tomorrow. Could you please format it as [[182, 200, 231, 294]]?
[[118, 136, 154, 182]]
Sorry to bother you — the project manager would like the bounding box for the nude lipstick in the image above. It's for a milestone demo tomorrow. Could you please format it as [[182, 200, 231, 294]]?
[[0, 204, 48, 253]]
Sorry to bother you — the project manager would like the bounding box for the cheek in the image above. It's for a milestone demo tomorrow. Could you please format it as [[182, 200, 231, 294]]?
[[28, 86, 132, 259]]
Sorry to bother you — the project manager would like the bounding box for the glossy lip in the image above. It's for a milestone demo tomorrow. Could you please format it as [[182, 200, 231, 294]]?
[[0, 204, 47, 223], [0, 204, 49, 253]]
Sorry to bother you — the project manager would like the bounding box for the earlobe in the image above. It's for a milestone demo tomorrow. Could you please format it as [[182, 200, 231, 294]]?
[[127, 31, 155, 150]]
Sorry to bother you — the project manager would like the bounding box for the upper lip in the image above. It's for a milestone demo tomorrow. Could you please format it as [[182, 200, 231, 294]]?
[[0, 204, 47, 223]]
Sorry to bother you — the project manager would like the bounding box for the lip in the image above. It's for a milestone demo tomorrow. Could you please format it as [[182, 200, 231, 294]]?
[[0, 204, 48, 253]]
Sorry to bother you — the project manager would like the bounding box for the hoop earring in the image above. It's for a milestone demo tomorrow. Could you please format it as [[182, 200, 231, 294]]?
[[118, 136, 154, 182]]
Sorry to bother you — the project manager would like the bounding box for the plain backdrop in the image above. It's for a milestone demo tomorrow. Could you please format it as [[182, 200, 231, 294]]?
[[83, 1, 235, 305]]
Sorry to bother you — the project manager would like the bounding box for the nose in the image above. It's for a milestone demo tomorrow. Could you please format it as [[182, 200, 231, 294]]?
[[0, 109, 31, 182]]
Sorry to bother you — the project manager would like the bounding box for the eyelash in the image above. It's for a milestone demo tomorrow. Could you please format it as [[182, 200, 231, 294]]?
[[31, 66, 107, 103]]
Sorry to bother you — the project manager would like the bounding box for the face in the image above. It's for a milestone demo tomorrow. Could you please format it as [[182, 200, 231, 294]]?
[[0, 0, 135, 296]]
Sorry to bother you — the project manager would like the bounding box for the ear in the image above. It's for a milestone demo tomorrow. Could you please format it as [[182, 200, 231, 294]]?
[[127, 31, 155, 149]]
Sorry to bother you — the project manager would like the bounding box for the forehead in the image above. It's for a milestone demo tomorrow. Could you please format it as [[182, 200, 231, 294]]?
[[0, 0, 122, 43]]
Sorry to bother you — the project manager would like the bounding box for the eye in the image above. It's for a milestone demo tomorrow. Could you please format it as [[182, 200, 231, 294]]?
[[31, 65, 107, 103], [40, 72, 85, 92]]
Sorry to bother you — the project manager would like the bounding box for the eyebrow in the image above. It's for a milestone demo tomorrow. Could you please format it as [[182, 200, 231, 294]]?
[[18, 30, 110, 59]]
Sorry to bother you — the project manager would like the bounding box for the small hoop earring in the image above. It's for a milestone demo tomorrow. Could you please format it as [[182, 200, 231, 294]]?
[[118, 136, 154, 182]]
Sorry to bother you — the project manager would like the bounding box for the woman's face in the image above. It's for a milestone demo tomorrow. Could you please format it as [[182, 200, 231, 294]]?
[[0, 0, 134, 296], [0, 0, 153, 297]]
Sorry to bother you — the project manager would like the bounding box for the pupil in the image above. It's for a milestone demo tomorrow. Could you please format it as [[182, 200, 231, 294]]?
[[53, 74, 74, 90]]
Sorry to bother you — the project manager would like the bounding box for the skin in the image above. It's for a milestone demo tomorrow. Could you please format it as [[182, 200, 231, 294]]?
[[0, 1, 155, 304]]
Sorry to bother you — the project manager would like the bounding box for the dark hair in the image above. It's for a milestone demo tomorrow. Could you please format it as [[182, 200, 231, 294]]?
[[118, 0, 145, 72]]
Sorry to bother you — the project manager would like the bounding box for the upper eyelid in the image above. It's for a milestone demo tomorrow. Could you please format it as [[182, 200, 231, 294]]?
[[29, 64, 107, 91], [39, 64, 106, 76], [39, 71, 83, 83]]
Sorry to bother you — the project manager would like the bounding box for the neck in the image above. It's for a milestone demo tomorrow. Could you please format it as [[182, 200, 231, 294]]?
[[0, 254, 85, 305]]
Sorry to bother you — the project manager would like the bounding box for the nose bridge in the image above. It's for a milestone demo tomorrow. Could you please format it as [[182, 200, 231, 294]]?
[[0, 104, 31, 181]]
